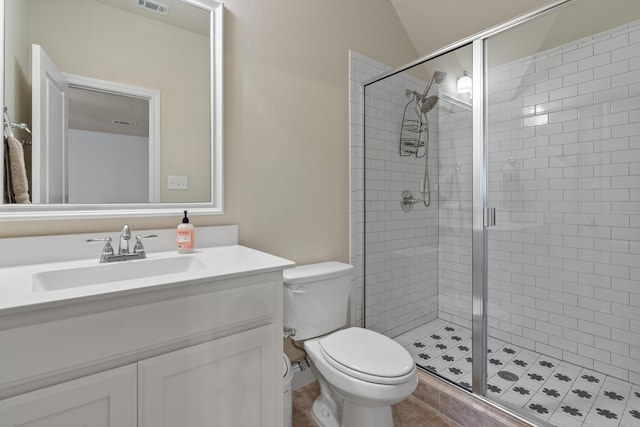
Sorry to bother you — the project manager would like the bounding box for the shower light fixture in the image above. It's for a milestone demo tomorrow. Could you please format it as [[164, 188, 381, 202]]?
[[457, 71, 472, 95]]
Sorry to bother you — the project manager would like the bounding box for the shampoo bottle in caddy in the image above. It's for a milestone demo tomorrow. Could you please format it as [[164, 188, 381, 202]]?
[[177, 210, 194, 253]]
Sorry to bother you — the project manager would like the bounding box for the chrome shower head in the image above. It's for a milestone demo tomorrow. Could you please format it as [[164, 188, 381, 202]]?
[[422, 71, 447, 98], [420, 95, 439, 113], [433, 71, 447, 84]]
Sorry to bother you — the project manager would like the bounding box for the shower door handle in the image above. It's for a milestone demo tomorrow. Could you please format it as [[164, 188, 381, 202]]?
[[484, 207, 496, 227]]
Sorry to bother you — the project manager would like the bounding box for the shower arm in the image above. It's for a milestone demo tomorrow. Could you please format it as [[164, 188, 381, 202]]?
[[422, 75, 436, 98], [422, 71, 446, 98]]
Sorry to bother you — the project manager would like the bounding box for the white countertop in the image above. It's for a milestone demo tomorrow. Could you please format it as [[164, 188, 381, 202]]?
[[0, 245, 295, 315]]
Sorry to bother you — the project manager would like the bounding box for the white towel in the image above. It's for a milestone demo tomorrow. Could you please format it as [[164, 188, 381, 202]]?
[[6, 135, 30, 204]]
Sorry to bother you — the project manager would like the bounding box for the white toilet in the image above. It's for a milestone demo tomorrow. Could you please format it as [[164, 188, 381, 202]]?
[[283, 262, 417, 427]]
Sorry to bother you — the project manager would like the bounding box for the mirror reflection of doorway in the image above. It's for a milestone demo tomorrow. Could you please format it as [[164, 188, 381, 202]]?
[[67, 86, 150, 204], [32, 44, 160, 204]]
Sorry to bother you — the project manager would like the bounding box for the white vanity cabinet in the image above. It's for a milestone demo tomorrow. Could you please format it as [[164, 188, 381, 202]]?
[[0, 247, 291, 427], [0, 364, 137, 427], [0, 324, 278, 427], [139, 325, 277, 426]]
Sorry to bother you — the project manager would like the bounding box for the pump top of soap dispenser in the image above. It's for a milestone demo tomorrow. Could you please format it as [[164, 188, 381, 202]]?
[[182, 210, 190, 223]]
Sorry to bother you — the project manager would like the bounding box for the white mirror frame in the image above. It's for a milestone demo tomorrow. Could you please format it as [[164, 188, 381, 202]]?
[[0, 0, 223, 220]]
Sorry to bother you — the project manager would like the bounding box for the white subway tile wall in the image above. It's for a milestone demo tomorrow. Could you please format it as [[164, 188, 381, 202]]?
[[350, 50, 390, 329], [436, 96, 473, 330], [350, 51, 440, 336]]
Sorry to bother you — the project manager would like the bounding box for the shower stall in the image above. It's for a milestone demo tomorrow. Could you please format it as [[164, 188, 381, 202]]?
[[354, 0, 640, 426]]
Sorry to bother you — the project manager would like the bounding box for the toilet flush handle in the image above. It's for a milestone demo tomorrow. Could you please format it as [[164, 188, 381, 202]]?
[[291, 287, 307, 294]]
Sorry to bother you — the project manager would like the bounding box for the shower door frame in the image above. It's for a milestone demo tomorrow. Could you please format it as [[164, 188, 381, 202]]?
[[471, 37, 487, 395], [362, 0, 576, 399]]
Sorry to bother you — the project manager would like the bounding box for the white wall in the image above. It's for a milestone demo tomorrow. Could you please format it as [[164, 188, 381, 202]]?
[[67, 129, 149, 204]]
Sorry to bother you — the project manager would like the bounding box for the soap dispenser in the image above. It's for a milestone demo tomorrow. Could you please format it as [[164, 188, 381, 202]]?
[[177, 210, 194, 253]]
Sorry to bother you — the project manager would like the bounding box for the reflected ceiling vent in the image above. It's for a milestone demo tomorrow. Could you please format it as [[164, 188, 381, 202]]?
[[113, 120, 138, 127], [136, 0, 169, 15]]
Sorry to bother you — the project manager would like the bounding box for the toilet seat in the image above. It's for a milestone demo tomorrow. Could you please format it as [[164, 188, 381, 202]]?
[[318, 328, 415, 385]]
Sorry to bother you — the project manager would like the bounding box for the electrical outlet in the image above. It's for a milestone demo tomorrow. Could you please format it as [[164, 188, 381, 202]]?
[[168, 175, 188, 190]]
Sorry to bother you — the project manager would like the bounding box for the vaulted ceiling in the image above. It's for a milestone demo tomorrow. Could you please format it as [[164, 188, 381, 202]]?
[[386, 0, 639, 99], [389, 0, 556, 57]]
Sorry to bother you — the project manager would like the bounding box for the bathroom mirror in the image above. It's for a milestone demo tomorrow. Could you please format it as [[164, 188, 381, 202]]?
[[0, 0, 223, 219]]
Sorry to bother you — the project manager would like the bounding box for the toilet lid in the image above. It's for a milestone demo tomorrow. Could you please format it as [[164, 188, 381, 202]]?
[[319, 328, 414, 383]]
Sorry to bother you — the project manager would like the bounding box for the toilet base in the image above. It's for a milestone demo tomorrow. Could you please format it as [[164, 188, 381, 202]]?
[[311, 396, 340, 427], [311, 396, 393, 427]]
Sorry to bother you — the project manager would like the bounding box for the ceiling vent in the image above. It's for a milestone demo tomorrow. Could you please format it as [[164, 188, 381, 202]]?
[[136, 0, 169, 15]]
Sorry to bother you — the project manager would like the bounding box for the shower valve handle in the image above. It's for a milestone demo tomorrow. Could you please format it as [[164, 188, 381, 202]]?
[[400, 190, 424, 212]]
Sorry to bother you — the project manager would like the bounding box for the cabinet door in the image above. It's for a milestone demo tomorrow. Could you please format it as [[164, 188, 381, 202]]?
[[0, 364, 136, 427], [139, 324, 280, 427]]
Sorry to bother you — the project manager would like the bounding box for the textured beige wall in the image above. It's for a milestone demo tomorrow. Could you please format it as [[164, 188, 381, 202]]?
[[0, 0, 417, 264], [3, 0, 29, 129]]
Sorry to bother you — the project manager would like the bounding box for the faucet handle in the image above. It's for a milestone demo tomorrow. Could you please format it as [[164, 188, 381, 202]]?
[[133, 234, 158, 257], [86, 237, 114, 263], [86, 236, 112, 245]]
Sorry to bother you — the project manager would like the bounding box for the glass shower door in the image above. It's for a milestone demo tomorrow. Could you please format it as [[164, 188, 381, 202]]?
[[484, 1, 640, 425], [362, 44, 475, 390]]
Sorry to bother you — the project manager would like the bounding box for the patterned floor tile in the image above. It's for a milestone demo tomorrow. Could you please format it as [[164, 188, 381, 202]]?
[[620, 404, 640, 427], [395, 320, 639, 427], [525, 394, 560, 421], [550, 408, 589, 427]]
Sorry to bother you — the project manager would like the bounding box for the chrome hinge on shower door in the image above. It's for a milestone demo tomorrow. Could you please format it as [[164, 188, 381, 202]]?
[[484, 207, 496, 227]]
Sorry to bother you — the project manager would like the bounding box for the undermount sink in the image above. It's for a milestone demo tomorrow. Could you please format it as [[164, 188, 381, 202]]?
[[32, 256, 206, 292]]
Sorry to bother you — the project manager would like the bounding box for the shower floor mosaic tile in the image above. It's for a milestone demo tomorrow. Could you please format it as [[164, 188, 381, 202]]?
[[395, 320, 640, 427]]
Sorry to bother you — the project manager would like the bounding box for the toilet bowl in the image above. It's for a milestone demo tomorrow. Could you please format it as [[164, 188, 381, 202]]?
[[304, 328, 417, 427], [283, 262, 417, 427]]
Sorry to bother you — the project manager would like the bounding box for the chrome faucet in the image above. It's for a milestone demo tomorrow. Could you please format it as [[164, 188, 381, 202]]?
[[86, 224, 158, 263]]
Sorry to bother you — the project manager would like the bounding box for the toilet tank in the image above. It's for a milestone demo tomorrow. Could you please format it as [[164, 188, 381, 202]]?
[[283, 262, 353, 341]]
